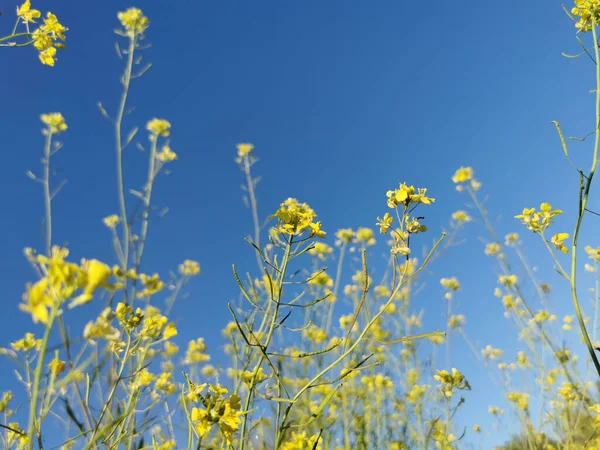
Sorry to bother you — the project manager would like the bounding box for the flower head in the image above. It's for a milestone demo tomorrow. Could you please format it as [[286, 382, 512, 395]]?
[[117, 7, 149, 35], [40, 113, 67, 134]]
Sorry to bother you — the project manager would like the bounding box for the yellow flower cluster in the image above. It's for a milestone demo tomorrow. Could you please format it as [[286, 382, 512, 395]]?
[[189, 384, 243, 444], [157, 145, 177, 163], [137, 273, 165, 298], [572, 0, 600, 31], [179, 260, 200, 276], [484, 243, 502, 256], [40, 113, 67, 134], [451, 167, 481, 191], [386, 183, 435, 208], [551, 233, 570, 254], [515, 203, 563, 233], [272, 198, 325, 238], [11, 333, 41, 352], [281, 431, 322, 450], [481, 345, 504, 360], [448, 314, 466, 329], [451, 210, 471, 223], [307, 242, 333, 260], [506, 392, 530, 411], [146, 118, 171, 137], [304, 325, 328, 344], [117, 7, 150, 36], [335, 228, 354, 244], [16, 0, 69, 67], [21, 247, 113, 323], [440, 277, 460, 291], [236, 143, 254, 157], [83, 308, 121, 341], [585, 245, 600, 262], [434, 368, 470, 398], [308, 271, 333, 288], [185, 338, 211, 364]]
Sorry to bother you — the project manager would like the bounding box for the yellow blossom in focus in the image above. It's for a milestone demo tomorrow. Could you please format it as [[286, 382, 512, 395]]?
[[551, 233, 569, 254], [572, 0, 600, 31], [117, 7, 149, 35], [17, 1, 41, 23], [271, 198, 325, 238], [40, 113, 67, 134], [191, 407, 211, 436]]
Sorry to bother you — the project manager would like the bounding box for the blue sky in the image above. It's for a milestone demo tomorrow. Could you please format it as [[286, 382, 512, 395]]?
[[1, 0, 600, 448]]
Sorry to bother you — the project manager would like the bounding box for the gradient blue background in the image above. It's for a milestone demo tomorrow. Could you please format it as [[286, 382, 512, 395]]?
[[1, 1, 599, 448]]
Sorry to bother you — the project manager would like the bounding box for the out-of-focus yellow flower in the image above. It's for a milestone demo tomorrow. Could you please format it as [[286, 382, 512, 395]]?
[[563, 315, 574, 331], [376, 213, 394, 234], [103, 215, 121, 228], [0, 391, 12, 414], [585, 245, 600, 262], [83, 308, 121, 341], [335, 228, 354, 244], [452, 167, 473, 184], [506, 392, 529, 411], [280, 431, 322, 450], [505, 233, 519, 246], [307, 242, 333, 260], [132, 369, 156, 390], [498, 274, 517, 288], [71, 259, 113, 307], [481, 345, 504, 360], [155, 372, 177, 396], [40, 113, 67, 134], [484, 243, 501, 256], [11, 333, 41, 352], [146, 118, 171, 137], [137, 273, 165, 298], [451, 210, 471, 223], [308, 271, 333, 288], [179, 260, 200, 276], [236, 143, 254, 157], [440, 277, 460, 291], [157, 145, 177, 162], [184, 338, 211, 364], [117, 7, 149, 35], [488, 406, 504, 416], [448, 314, 466, 329], [48, 357, 65, 376]]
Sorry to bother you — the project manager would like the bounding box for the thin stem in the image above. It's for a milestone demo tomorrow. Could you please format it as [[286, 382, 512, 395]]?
[[135, 136, 158, 271], [570, 24, 600, 378], [115, 36, 136, 271], [43, 132, 53, 255], [26, 308, 57, 450], [243, 155, 262, 271]]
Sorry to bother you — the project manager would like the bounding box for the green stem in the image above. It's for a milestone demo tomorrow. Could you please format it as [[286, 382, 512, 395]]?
[[243, 155, 262, 271], [115, 36, 136, 271], [0, 32, 32, 44], [26, 307, 57, 450], [570, 24, 600, 379], [43, 132, 53, 255]]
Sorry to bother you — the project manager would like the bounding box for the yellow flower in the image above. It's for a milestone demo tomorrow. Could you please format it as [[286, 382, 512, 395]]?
[[16, 1, 40, 23], [163, 341, 179, 357], [20, 278, 52, 324], [386, 183, 434, 208], [515, 203, 562, 233], [551, 233, 570, 254], [137, 273, 165, 298], [434, 368, 470, 398], [83, 308, 121, 341], [11, 333, 41, 352], [585, 245, 600, 262], [179, 260, 200, 276], [117, 7, 149, 35], [272, 198, 325, 238], [236, 143, 254, 157], [132, 369, 156, 390], [452, 167, 473, 183], [307, 242, 333, 260], [157, 145, 177, 162], [163, 323, 178, 340], [505, 233, 519, 245], [103, 215, 121, 228], [191, 407, 211, 437], [335, 228, 354, 244], [488, 406, 504, 416], [146, 118, 171, 137], [484, 243, 501, 256], [498, 274, 517, 288], [448, 314, 466, 329], [572, 0, 600, 31], [185, 338, 211, 364], [40, 113, 67, 134], [376, 213, 394, 234], [307, 271, 333, 288], [48, 357, 65, 376], [451, 210, 471, 223], [355, 227, 376, 245], [70, 259, 112, 307], [481, 345, 504, 360], [440, 277, 460, 291], [0, 391, 12, 413], [155, 372, 177, 395], [506, 392, 529, 411]]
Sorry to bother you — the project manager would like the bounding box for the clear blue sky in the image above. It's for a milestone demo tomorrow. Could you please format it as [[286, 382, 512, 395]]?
[[1, 0, 599, 448]]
